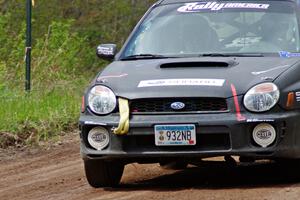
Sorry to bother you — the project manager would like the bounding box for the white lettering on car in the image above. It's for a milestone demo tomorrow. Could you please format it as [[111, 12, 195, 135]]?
[[177, 2, 270, 12], [138, 79, 225, 88]]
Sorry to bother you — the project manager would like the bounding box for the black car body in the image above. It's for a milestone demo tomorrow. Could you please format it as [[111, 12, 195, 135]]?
[[79, 0, 300, 187]]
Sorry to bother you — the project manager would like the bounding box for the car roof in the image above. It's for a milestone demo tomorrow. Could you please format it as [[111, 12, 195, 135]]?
[[158, 0, 296, 5]]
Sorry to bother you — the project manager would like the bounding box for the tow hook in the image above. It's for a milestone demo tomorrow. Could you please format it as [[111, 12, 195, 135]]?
[[224, 156, 237, 166]]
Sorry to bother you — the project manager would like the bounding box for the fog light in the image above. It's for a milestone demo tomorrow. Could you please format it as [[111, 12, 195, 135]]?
[[252, 123, 276, 148], [88, 127, 110, 150]]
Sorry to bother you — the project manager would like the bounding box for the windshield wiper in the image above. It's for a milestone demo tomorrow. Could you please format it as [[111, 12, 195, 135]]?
[[201, 53, 264, 57], [121, 54, 173, 61]]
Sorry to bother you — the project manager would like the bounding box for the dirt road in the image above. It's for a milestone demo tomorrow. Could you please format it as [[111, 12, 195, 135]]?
[[1, 133, 300, 200]]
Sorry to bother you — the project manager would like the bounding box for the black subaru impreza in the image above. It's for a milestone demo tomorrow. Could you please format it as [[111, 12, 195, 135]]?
[[80, 0, 300, 187]]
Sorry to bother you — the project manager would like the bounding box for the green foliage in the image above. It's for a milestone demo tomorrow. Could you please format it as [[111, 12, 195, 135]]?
[[0, 0, 156, 147], [32, 20, 91, 88], [0, 13, 25, 90], [0, 62, 6, 91], [0, 89, 81, 146], [0, 13, 90, 146]]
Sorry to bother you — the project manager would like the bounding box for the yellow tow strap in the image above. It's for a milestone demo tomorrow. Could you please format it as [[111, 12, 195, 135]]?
[[113, 98, 130, 135]]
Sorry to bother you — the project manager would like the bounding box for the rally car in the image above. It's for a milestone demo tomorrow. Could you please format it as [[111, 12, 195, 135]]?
[[79, 0, 300, 187]]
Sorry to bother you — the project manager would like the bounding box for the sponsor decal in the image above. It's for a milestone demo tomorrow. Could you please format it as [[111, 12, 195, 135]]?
[[247, 119, 275, 123], [177, 2, 270, 12], [279, 51, 300, 58], [97, 46, 114, 56], [97, 73, 128, 82], [92, 133, 107, 143], [295, 92, 300, 102], [138, 79, 225, 88], [84, 121, 107, 126], [256, 129, 272, 140], [251, 65, 290, 75], [261, 77, 274, 81]]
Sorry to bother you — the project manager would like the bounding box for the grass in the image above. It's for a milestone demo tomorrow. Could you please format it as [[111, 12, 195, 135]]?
[[0, 84, 86, 148], [0, 1, 156, 148], [0, 17, 95, 148]]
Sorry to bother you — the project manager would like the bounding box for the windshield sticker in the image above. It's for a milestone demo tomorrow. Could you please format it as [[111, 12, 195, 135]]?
[[279, 51, 300, 58], [177, 2, 270, 12], [138, 79, 225, 88]]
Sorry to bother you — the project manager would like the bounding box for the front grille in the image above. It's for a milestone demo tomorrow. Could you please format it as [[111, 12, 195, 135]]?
[[130, 98, 228, 114]]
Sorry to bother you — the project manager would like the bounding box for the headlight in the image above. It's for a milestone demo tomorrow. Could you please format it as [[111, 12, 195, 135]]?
[[88, 85, 116, 115], [244, 83, 280, 112]]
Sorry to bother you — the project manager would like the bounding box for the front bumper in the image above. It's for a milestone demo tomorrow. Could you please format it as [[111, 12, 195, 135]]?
[[79, 107, 300, 161]]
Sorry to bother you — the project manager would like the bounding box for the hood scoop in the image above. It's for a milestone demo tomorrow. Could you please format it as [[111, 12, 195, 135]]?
[[160, 61, 237, 68]]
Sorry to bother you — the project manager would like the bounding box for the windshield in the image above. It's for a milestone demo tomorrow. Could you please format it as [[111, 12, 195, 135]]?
[[122, 1, 300, 58]]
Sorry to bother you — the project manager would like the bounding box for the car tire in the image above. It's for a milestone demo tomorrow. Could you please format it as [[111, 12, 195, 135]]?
[[159, 161, 188, 170], [84, 159, 124, 188]]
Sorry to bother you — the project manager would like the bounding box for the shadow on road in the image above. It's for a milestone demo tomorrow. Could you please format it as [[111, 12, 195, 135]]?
[[108, 161, 300, 191]]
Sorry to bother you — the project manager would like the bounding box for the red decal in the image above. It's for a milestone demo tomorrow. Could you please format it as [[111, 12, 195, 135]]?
[[231, 84, 246, 121]]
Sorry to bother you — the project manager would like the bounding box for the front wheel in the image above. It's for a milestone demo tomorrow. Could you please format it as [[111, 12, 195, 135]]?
[[84, 159, 124, 188]]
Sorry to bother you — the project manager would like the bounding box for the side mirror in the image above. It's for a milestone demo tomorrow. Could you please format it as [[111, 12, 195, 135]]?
[[96, 44, 117, 61]]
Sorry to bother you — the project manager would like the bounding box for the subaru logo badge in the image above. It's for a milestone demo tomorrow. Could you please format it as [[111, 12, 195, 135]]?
[[171, 102, 185, 110]]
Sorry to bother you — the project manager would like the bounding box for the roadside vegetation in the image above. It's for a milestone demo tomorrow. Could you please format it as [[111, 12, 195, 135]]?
[[0, 0, 156, 148]]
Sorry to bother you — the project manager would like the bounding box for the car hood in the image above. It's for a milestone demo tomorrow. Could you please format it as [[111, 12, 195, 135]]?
[[96, 57, 299, 99]]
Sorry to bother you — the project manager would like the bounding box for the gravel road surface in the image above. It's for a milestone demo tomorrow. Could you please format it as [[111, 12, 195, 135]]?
[[1, 133, 300, 200]]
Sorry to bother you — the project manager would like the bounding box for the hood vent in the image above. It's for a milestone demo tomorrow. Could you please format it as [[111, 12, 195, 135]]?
[[160, 61, 232, 68]]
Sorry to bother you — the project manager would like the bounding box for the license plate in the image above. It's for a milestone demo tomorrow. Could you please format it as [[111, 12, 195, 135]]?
[[155, 124, 196, 146]]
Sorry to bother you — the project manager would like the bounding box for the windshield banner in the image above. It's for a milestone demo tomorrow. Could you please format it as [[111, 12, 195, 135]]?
[[177, 2, 270, 12]]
